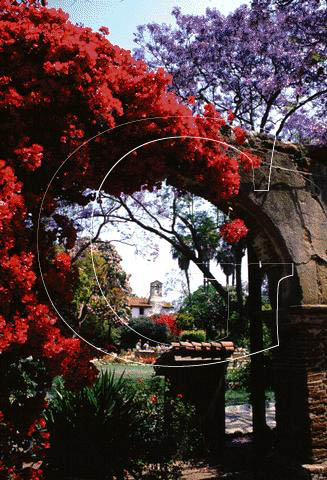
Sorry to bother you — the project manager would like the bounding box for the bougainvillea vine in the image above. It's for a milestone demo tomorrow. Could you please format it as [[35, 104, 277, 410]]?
[[0, 0, 261, 477]]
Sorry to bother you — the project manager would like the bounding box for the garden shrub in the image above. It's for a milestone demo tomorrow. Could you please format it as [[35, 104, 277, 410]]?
[[178, 285, 228, 340], [226, 363, 251, 391], [44, 370, 144, 479], [179, 329, 206, 342], [120, 316, 170, 349], [151, 313, 181, 338], [176, 312, 195, 331], [130, 376, 205, 476], [44, 372, 204, 479]]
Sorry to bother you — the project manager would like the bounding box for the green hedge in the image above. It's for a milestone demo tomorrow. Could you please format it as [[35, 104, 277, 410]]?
[[179, 329, 206, 342], [120, 316, 170, 349]]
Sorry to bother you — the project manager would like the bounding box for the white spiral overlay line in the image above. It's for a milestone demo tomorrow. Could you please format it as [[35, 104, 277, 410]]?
[[36, 115, 294, 368], [254, 134, 277, 192]]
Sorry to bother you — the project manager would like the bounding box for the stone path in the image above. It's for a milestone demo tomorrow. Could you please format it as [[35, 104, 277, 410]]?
[[180, 403, 276, 479], [225, 401, 276, 434]]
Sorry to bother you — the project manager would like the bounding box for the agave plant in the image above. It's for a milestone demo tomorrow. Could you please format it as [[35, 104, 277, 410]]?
[[44, 370, 143, 479]]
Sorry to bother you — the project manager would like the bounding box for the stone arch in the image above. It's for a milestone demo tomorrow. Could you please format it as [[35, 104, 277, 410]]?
[[157, 134, 327, 466], [228, 136, 327, 466], [235, 136, 327, 306], [109, 132, 327, 466]]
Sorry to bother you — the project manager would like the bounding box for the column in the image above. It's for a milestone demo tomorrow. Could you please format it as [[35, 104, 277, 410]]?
[[274, 306, 327, 463]]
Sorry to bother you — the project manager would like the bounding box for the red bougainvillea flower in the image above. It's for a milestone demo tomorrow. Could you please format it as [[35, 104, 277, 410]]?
[[151, 395, 158, 404], [227, 110, 235, 122], [239, 151, 262, 172], [0, 0, 262, 476], [38, 418, 46, 429], [188, 95, 196, 105], [99, 26, 110, 35], [233, 126, 247, 145], [176, 393, 184, 399], [220, 219, 249, 244], [152, 314, 180, 337]]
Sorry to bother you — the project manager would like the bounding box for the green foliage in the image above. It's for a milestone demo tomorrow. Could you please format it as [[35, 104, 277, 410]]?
[[179, 329, 206, 342], [44, 370, 143, 478], [124, 376, 205, 476], [172, 209, 221, 262], [71, 242, 130, 347], [224, 310, 245, 346], [176, 312, 195, 330], [2, 356, 49, 405], [109, 327, 122, 345], [179, 284, 227, 339], [226, 363, 251, 391], [120, 316, 170, 349], [45, 372, 204, 479], [225, 389, 250, 406]]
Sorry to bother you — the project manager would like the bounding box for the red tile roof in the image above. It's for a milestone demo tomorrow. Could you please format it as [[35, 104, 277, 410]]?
[[171, 341, 234, 354], [155, 341, 235, 365], [127, 297, 151, 307], [127, 297, 173, 308]]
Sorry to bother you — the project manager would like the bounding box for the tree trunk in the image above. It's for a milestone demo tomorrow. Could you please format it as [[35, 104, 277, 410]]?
[[184, 268, 191, 297], [234, 243, 244, 317], [266, 267, 281, 346], [247, 243, 269, 452], [195, 261, 228, 303]]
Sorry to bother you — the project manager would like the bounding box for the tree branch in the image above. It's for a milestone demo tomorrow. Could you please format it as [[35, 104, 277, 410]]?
[[276, 88, 327, 137]]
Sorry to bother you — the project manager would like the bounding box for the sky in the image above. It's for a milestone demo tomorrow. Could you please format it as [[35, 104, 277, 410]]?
[[48, 0, 250, 52], [47, 0, 250, 301]]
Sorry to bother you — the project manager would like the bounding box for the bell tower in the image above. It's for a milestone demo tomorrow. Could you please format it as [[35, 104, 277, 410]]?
[[150, 280, 162, 299]]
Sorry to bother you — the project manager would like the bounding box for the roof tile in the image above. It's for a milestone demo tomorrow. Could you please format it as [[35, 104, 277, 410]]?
[[127, 297, 151, 307]]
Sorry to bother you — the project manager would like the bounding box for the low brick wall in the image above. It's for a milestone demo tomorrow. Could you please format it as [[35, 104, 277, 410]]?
[[134, 351, 162, 360], [274, 306, 327, 464], [227, 347, 250, 369]]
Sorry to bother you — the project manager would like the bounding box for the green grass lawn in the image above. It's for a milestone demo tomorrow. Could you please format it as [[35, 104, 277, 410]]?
[[225, 389, 275, 406], [225, 389, 250, 406], [99, 362, 156, 381], [98, 362, 275, 406]]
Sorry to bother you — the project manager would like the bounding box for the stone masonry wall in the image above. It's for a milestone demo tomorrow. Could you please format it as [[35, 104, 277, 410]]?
[[274, 307, 327, 464]]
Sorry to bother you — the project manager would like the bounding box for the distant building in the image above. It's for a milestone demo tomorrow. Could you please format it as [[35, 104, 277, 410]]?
[[128, 280, 174, 317]]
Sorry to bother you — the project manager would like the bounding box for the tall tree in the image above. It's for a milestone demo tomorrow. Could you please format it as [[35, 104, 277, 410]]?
[[71, 241, 131, 346], [87, 184, 249, 306], [134, 1, 327, 143], [178, 284, 228, 340]]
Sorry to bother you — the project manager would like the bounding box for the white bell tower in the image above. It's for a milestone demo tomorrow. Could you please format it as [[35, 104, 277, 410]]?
[[149, 280, 163, 314]]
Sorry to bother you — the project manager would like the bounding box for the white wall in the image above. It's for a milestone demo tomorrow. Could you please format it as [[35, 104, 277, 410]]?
[[131, 304, 174, 318]]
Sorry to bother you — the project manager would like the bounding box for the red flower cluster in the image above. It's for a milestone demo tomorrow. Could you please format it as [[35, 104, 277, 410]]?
[[233, 126, 247, 144], [227, 110, 235, 122], [14, 144, 44, 171], [151, 314, 181, 337], [0, 0, 261, 476], [220, 219, 249, 244], [239, 151, 262, 173]]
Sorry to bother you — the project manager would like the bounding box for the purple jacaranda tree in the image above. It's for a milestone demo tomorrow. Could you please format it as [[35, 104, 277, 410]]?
[[134, 1, 327, 144]]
